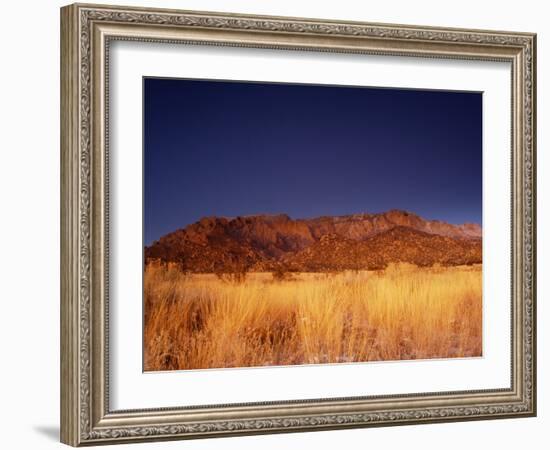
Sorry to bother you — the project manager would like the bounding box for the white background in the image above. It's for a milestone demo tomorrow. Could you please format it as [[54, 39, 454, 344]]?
[[0, 0, 546, 449], [111, 43, 511, 409]]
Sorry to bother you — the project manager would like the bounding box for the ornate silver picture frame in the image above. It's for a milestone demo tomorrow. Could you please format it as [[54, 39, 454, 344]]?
[[61, 3, 536, 446]]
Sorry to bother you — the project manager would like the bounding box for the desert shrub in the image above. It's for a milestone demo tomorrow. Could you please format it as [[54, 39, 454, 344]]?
[[272, 264, 293, 282], [213, 260, 249, 283]]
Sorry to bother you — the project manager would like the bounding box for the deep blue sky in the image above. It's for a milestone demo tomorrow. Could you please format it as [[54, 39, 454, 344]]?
[[144, 78, 482, 245]]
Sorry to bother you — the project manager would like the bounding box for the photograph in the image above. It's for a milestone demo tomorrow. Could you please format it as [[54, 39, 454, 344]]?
[[57, 2, 536, 446], [143, 78, 483, 372]]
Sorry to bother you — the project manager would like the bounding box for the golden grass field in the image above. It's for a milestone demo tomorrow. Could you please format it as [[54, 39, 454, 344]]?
[[144, 263, 482, 371]]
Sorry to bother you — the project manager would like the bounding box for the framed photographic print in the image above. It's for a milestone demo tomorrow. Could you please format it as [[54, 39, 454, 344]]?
[[60, 3, 537, 446]]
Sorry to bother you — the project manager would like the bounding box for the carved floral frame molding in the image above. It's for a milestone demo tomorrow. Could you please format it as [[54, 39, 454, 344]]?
[[61, 3, 536, 446]]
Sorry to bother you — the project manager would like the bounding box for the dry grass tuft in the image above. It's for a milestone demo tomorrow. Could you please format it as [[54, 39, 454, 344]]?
[[144, 263, 482, 371]]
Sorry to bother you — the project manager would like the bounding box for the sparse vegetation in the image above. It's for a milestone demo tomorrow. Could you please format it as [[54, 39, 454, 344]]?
[[271, 263, 293, 282], [212, 260, 249, 283], [144, 262, 482, 371]]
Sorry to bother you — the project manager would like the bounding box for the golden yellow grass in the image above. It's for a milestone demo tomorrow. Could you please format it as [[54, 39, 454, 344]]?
[[144, 263, 482, 371]]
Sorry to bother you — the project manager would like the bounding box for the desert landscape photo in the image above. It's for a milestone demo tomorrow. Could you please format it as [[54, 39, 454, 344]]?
[[143, 78, 482, 371]]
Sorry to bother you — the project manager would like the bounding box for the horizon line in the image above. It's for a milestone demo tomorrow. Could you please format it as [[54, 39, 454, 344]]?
[[184, 208, 482, 226]]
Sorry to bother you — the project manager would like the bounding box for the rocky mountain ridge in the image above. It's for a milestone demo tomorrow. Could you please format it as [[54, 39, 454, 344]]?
[[145, 209, 482, 272]]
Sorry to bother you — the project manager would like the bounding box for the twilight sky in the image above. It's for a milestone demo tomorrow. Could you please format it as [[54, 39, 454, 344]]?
[[144, 78, 482, 245]]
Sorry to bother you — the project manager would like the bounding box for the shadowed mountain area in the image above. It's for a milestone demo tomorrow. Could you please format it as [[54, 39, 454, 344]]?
[[145, 210, 482, 272]]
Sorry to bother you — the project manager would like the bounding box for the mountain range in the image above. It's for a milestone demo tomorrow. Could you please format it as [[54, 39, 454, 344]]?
[[145, 209, 482, 272]]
